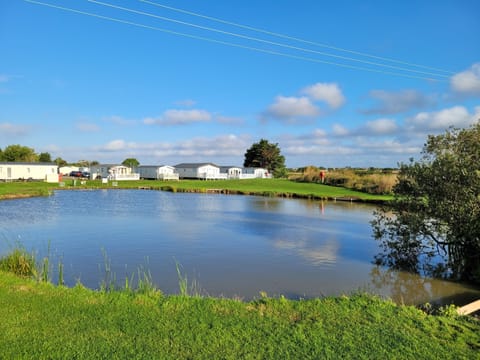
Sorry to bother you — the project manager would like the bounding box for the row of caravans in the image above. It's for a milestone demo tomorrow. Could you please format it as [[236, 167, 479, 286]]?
[[137, 163, 271, 181], [89, 163, 271, 181], [0, 162, 271, 182]]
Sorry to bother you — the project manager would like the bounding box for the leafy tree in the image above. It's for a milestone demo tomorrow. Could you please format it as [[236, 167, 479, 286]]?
[[54, 157, 68, 167], [38, 152, 52, 162], [122, 158, 139, 168], [243, 139, 286, 177], [372, 122, 480, 283], [76, 160, 90, 167], [0, 144, 38, 162]]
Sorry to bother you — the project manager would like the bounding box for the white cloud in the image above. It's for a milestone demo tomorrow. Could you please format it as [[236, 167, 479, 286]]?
[[172, 134, 250, 158], [363, 118, 398, 135], [266, 96, 319, 122], [451, 63, 480, 95], [407, 105, 477, 131], [355, 138, 421, 155], [103, 140, 130, 151], [332, 123, 349, 136], [144, 109, 212, 125], [302, 82, 345, 109], [76, 122, 100, 132], [313, 128, 327, 137], [362, 89, 433, 115], [0, 122, 30, 136]]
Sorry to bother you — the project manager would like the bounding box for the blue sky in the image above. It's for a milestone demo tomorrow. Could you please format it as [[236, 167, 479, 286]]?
[[1, 0, 479, 168]]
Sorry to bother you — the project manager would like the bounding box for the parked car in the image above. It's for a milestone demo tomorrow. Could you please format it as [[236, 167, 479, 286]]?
[[69, 171, 89, 178]]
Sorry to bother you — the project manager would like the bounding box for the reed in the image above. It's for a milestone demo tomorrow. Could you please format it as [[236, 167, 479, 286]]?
[[175, 261, 202, 297], [99, 248, 116, 292], [135, 261, 160, 296]]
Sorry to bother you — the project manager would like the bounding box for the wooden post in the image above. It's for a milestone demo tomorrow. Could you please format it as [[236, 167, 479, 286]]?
[[457, 300, 480, 315]]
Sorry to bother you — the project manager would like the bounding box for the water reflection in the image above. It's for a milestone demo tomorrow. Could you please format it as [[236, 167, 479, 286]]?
[[0, 190, 478, 305], [368, 266, 480, 306], [274, 236, 339, 267]]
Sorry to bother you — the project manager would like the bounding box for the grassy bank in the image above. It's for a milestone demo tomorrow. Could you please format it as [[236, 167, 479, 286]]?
[[0, 271, 478, 359], [0, 181, 55, 200], [0, 178, 392, 202]]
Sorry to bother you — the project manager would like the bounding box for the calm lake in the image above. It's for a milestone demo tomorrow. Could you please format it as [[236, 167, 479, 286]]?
[[1, 189, 479, 305]]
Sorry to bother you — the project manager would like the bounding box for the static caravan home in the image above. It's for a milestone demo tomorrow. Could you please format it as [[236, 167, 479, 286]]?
[[0, 162, 59, 182], [90, 164, 140, 181], [174, 163, 225, 180], [219, 166, 242, 179], [242, 167, 271, 179], [137, 165, 179, 180]]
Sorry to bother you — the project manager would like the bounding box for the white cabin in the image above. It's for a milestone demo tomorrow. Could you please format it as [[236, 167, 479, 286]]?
[[90, 164, 140, 181], [137, 165, 179, 180], [174, 163, 226, 180], [0, 162, 59, 182]]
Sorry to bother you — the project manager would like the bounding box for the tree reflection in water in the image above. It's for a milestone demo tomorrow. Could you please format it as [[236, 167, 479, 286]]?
[[369, 266, 480, 306]]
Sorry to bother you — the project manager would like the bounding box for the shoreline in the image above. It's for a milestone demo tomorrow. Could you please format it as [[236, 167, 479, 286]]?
[[0, 180, 390, 204]]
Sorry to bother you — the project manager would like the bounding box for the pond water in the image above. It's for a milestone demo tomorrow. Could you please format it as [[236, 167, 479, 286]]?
[[0, 189, 479, 305]]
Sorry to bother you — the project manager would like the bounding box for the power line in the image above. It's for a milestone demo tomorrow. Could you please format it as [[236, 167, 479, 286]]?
[[24, 0, 447, 82], [139, 0, 455, 75], [88, 0, 449, 79]]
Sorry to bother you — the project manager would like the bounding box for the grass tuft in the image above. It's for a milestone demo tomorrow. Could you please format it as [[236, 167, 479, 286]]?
[[0, 248, 37, 277]]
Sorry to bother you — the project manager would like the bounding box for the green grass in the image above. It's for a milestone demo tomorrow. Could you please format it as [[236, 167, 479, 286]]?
[[1, 178, 392, 202], [0, 181, 56, 199], [0, 271, 478, 359], [168, 178, 391, 201]]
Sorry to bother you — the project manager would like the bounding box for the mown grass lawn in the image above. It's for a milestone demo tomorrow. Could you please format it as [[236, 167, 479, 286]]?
[[0, 178, 391, 202], [0, 181, 57, 199], [0, 271, 479, 359]]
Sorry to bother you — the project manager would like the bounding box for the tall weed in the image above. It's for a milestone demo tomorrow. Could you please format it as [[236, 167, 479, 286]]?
[[0, 248, 37, 277], [175, 261, 202, 297], [99, 248, 116, 291]]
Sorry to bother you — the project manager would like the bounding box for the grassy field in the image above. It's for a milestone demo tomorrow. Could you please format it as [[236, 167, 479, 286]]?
[[0, 178, 392, 202], [0, 270, 478, 359]]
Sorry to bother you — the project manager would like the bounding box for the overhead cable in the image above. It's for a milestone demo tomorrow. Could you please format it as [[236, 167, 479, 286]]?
[[24, 0, 448, 82], [139, 0, 455, 75], [89, 0, 449, 79]]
